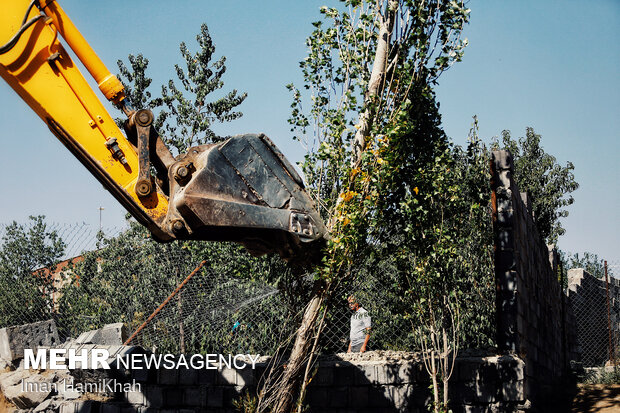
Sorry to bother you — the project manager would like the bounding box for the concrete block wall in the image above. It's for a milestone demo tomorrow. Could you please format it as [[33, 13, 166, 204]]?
[[48, 354, 527, 413], [491, 150, 578, 409]]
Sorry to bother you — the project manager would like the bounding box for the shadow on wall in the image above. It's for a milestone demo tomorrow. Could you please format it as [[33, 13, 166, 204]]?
[[3, 350, 581, 412], [66, 352, 424, 412], [303, 356, 430, 412]]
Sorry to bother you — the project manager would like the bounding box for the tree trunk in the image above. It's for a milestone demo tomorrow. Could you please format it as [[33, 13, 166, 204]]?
[[271, 2, 398, 411], [430, 328, 439, 413], [351, 1, 397, 165], [442, 326, 448, 407], [272, 283, 325, 413]]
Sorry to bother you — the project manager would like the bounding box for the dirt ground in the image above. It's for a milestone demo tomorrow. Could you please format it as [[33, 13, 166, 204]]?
[[571, 384, 620, 412], [0, 391, 14, 413]]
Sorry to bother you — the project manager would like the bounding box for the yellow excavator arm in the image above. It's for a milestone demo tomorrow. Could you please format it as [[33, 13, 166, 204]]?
[[0, 0, 325, 262]]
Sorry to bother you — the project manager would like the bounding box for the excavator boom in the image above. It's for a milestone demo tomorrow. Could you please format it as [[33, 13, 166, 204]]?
[[0, 0, 325, 262]]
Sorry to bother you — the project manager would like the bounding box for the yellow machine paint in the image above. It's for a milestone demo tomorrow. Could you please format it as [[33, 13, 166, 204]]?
[[0, 1, 327, 262], [0, 0, 169, 236]]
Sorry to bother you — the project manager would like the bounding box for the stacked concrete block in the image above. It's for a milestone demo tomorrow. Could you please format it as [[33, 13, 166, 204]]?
[[490, 150, 579, 411], [9, 353, 529, 413]]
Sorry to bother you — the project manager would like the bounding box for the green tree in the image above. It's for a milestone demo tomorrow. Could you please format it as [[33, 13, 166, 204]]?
[[0, 216, 65, 327], [288, 1, 470, 217], [117, 22, 313, 356], [267, 1, 471, 411], [494, 128, 579, 244], [365, 115, 494, 410], [565, 251, 605, 279], [117, 54, 167, 128], [117, 23, 247, 155]]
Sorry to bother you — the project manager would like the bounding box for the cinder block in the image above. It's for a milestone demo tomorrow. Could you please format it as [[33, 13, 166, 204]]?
[[368, 385, 390, 407], [145, 386, 164, 408], [478, 361, 499, 383], [178, 367, 197, 385], [198, 368, 217, 385], [237, 366, 255, 386], [220, 367, 238, 385], [131, 365, 151, 382], [0, 320, 59, 362], [497, 170, 514, 189], [311, 365, 333, 386], [396, 363, 413, 384], [100, 404, 121, 413], [184, 387, 204, 407], [491, 150, 513, 172], [207, 386, 224, 407], [158, 367, 178, 385], [75, 323, 127, 345], [307, 387, 328, 407], [354, 364, 377, 385], [502, 380, 525, 402], [497, 356, 525, 381], [60, 403, 75, 413], [497, 228, 515, 250], [390, 385, 412, 409], [334, 364, 355, 385], [73, 401, 93, 413], [164, 387, 184, 407], [463, 405, 488, 413], [126, 389, 144, 406], [349, 386, 369, 408], [376, 364, 400, 385], [451, 381, 476, 404], [475, 378, 497, 403], [495, 251, 517, 272], [496, 209, 514, 227], [497, 270, 517, 292], [458, 359, 482, 381], [328, 386, 348, 407]]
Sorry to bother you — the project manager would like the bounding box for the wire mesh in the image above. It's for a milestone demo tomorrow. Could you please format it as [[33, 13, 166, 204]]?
[[320, 270, 419, 354], [0, 220, 122, 331], [568, 260, 620, 367], [0, 219, 304, 355], [124, 264, 289, 355], [0, 218, 496, 356]]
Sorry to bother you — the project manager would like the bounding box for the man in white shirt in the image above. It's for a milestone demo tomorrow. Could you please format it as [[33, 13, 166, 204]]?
[[347, 295, 371, 353]]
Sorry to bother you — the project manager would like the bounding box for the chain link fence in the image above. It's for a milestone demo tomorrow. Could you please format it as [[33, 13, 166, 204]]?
[[0, 218, 496, 356], [0, 218, 303, 355], [2, 218, 618, 371], [567, 260, 620, 367]]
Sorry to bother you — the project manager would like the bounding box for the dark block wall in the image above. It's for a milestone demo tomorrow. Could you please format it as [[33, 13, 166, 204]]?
[[491, 150, 579, 410]]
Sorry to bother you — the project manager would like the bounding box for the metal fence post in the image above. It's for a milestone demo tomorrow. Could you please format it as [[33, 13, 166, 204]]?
[[605, 260, 615, 366]]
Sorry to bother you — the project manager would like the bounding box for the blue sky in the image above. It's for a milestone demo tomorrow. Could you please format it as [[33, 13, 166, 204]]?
[[0, 1, 618, 263]]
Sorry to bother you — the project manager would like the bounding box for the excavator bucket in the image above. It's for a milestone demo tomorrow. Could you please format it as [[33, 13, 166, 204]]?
[[0, 0, 326, 264], [166, 134, 326, 263]]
